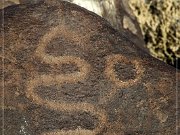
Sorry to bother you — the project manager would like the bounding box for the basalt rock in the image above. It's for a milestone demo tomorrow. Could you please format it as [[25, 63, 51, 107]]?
[[0, 0, 179, 135], [19, 0, 147, 51]]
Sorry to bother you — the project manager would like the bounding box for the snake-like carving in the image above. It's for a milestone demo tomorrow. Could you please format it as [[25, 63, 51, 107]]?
[[100, 54, 144, 104], [25, 24, 145, 134], [1, 1, 178, 135], [26, 25, 108, 134]]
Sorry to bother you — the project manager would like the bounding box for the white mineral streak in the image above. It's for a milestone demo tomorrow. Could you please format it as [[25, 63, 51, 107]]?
[[123, 16, 137, 34], [71, 0, 103, 16], [65, 0, 117, 28], [66, 0, 116, 20]]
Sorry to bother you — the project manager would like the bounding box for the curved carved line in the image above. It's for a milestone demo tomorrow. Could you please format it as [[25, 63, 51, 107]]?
[[26, 76, 107, 134], [26, 24, 107, 134], [100, 54, 144, 103], [41, 128, 96, 135]]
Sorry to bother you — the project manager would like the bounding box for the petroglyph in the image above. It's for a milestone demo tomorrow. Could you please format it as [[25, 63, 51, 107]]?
[[105, 54, 143, 88], [101, 54, 144, 103], [26, 75, 108, 133], [41, 128, 97, 135], [42, 130, 122, 135], [2, 1, 178, 134], [26, 25, 108, 134], [27, 30, 144, 133], [35, 25, 93, 54]]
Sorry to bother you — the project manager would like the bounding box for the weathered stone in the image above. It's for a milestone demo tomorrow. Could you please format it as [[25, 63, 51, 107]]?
[[18, 0, 147, 51], [0, 0, 179, 135]]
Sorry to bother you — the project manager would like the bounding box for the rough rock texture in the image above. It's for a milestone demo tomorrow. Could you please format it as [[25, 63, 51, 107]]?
[[65, 0, 145, 50], [129, 0, 180, 68], [10, 0, 147, 52], [0, 0, 179, 135]]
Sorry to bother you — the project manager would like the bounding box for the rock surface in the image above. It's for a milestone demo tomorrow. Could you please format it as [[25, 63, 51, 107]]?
[[0, 0, 179, 135], [2, 0, 147, 51]]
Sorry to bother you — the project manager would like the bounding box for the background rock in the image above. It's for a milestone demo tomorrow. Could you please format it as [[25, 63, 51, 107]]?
[[0, 0, 19, 9], [129, 0, 180, 69]]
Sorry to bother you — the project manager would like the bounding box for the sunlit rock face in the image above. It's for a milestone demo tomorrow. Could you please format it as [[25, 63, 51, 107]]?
[[0, 0, 20, 9], [66, 0, 105, 16]]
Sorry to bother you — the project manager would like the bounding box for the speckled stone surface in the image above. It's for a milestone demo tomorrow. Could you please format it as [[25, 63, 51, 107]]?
[[1, 0, 146, 51], [0, 0, 179, 135]]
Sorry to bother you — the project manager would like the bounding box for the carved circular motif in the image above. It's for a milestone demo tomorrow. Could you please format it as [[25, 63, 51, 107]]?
[[26, 25, 144, 134]]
